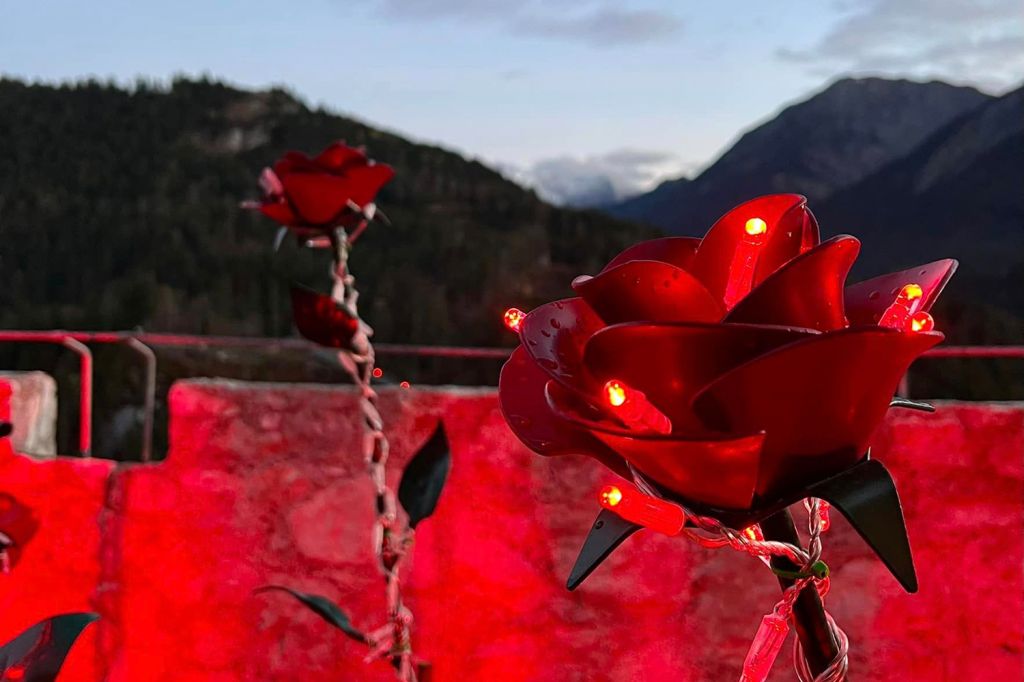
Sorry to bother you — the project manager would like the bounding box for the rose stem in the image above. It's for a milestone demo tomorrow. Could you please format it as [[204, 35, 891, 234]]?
[[759, 508, 844, 678]]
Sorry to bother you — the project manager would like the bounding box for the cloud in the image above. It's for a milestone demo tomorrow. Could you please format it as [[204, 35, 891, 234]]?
[[502, 149, 689, 207], [779, 0, 1024, 92], [369, 1, 683, 47]]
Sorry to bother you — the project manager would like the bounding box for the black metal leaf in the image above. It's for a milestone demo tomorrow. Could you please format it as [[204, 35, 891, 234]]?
[[398, 422, 451, 528], [0, 612, 99, 681], [254, 586, 367, 643]]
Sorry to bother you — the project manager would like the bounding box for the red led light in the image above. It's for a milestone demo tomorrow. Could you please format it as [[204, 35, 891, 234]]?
[[602, 379, 672, 435], [597, 482, 686, 536], [503, 307, 526, 332], [744, 217, 767, 236], [742, 524, 764, 543], [605, 380, 627, 407], [372, 368, 383, 379], [879, 283, 925, 330], [908, 311, 934, 333], [725, 217, 768, 308], [400, 381, 411, 389], [819, 500, 832, 533], [600, 485, 623, 507]]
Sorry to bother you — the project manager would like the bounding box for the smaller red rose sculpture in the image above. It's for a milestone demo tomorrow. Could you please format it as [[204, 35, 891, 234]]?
[[246, 141, 394, 236], [500, 194, 956, 510]]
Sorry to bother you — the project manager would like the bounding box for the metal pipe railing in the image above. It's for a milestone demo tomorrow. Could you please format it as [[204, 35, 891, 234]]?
[[1, 330, 1021, 460], [0, 331, 94, 456]]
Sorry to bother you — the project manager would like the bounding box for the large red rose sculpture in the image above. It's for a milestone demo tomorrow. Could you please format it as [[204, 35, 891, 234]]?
[[500, 194, 956, 510], [247, 141, 394, 236]]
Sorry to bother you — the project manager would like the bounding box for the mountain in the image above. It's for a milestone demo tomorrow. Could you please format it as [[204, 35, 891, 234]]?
[[818, 85, 1024, 315], [610, 78, 992, 232], [0, 77, 657, 348]]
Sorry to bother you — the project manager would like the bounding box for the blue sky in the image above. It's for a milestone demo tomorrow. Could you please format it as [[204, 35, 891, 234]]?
[[4, 1, 1022, 199]]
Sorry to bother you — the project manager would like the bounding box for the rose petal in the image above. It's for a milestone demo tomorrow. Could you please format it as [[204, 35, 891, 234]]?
[[519, 298, 604, 397], [290, 286, 360, 348], [499, 347, 628, 476], [280, 173, 355, 226], [601, 237, 701, 273], [583, 322, 819, 431], [314, 142, 368, 172], [725, 235, 860, 331], [692, 327, 943, 499], [273, 151, 318, 176], [344, 163, 395, 208], [572, 260, 723, 325], [258, 200, 300, 227], [845, 259, 958, 326], [690, 194, 820, 305], [546, 381, 763, 509]]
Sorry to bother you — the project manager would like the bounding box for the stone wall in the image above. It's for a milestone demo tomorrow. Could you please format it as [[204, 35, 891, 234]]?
[[0, 380, 1020, 680]]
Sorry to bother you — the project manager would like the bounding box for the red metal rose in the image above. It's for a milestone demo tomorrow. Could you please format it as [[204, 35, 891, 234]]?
[[245, 142, 394, 234], [499, 194, 956, 509]]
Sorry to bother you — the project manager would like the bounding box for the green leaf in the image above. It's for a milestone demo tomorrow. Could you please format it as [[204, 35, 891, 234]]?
[[255, 586, 366, 643], [397, 422, 451, 528], [0, 612, 99, 681]]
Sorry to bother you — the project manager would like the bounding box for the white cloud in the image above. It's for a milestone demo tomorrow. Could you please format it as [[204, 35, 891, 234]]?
[[501, 149, 690, 207], [779, 0, 1024, 92]]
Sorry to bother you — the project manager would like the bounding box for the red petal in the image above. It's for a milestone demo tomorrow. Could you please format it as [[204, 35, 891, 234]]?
[[726, 235, 860, 331], [280, 173, 355, 226], [314, 142, 368, 172], [572, 260, 723, 325], [546, 381, 763, 509], [583, 322, 818, 431], [845, 259, 958, 326], [601, 237, 701, 273], [519, 298, 604, 397], [290, 286, 359, 348], [273, 151, 318, 176], [499, 347, 628, 476], [690, 194, 820, 305], [258, 200, 300, 227], [692, 328, 943, 500], [344, 163, 395, 208]]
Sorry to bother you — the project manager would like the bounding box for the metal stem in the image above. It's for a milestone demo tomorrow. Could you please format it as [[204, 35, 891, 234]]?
[[759, 508, 843, 678]]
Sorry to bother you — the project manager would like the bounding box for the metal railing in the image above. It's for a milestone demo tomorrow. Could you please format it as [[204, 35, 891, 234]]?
[[1, 331, 1021, 461]]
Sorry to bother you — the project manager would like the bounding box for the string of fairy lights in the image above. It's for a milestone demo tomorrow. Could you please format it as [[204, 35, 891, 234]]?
[[621, 471, 849, 681], [329, 227, 420, 681]]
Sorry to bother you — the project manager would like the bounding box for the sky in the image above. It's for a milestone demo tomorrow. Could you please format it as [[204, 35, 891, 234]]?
[[3, 0, 1022, 201]]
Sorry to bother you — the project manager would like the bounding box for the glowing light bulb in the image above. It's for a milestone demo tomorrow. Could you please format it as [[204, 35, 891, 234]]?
[[879, 283, 926, 330], [819, 500, 832, 533], [908, 311, 934, 332], [743, 525, 764, 543], [602, 379, 672, 434], [744, 217, 767, 236], [597, 482, 686, 536], [400, 381, 411, 389], [372, 367, 383, 379], [600, 485, 623, 507], [605, 380, 627, 407], [725, 217, 769, 308], [503, 307, 526, 332]]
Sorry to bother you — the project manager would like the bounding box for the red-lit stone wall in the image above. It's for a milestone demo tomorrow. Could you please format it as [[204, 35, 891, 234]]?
[[0, 379, 1020, 680]]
